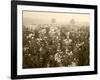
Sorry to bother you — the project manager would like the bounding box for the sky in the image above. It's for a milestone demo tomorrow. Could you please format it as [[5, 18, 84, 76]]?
[[23, 11, 90, 25]]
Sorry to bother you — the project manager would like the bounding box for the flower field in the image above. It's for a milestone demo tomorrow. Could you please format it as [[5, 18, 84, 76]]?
[[23, 22, 90, 68]]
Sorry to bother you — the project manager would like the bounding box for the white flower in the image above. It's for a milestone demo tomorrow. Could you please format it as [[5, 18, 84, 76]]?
[[37, 38, 42, 42], [39, 29, 46, 34], [27, 33, 35, 39], [28, 41, 31, 44], [63, 39, 72, 45], [28, 54, 31, 57], [54, 53, 62, 63], [39, 47, 42, 51], [24, 47, 29, 51]]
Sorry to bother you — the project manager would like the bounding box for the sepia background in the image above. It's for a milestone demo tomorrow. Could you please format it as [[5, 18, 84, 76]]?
[[22, 11, 90, 68], [23, 11, 89, 25]]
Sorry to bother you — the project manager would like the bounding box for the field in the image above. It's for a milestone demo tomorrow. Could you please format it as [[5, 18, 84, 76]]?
[[22, 19, 90, 68]]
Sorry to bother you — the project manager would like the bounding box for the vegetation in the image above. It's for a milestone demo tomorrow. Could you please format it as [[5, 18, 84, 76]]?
[[23, 21, 90, 68]]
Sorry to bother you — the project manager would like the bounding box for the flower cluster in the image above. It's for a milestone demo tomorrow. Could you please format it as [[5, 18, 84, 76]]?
[[23, 23, 89, 68]]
